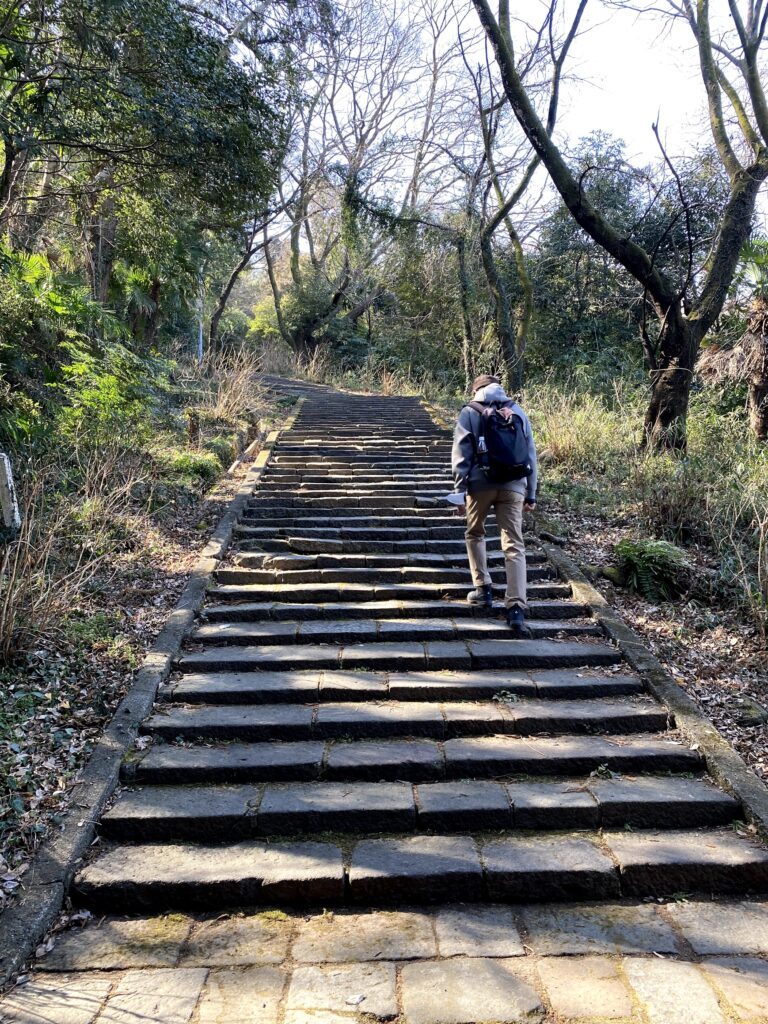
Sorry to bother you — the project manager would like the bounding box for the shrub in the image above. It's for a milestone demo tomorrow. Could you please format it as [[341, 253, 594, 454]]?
[[613, 538, 690, 601], [166, 450, 221, 485]]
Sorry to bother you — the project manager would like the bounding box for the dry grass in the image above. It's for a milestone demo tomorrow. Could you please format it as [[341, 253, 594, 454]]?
[[0, 449, 146, 661]]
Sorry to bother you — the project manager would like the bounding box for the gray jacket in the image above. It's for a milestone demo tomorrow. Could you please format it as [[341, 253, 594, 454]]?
[[451, 401, 538, 500]]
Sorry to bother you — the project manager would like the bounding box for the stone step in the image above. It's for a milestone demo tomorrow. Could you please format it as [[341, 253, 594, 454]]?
[[201, 599, 587, 623], [142, 697, 668, 742], [232, 550, 548, 570], [176, 638, 622, 673], [208, 582, 572, 603], [124, 733, 703, 786], [244, 507, 461, 520], [99, 776, 740, 842], [73, 828, 768, 912], [236, 523, 502, 540], [213, 566, 556, 586], [159, 667, 645, 705], [192, 617, 600, 647], [235, 537, 517, 556]]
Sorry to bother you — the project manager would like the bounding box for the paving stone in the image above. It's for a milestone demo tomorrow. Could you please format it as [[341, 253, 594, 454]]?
[[606, 829, 768, 895], [257, 782, 415, 833], [319, 671, 388, 699], [591, 776, 740, 827], [339, 642, 426, 670], [324, 739, 443, 781], [537, 956, 633, 1019], [442, 735, 701, 777], [387, 670, 536, 701], [98, 968, 207, 1024], [434, 905, 524, 957], [425, 641, 472, 669], [349, 836, 483, 903], [416, 781, 511, 830], [530, 668, 643, 698], [441, 702, 506, 736], [197, 966, 286, 1024], [292, 910, 436, 962], [400, 958, 543, 1024], [142, 705, 315, 741], [39, 916, 192, 971], [75, 841, 345, 911], [286, 962, 397, 1019], [666, 900, 768, 953], [623, 958, 725, 1024], [0, 973, 113, 1024], [520, 903, 679, 955], [180, 912, 293, 966], [167, 671, 321, 703], [315, 702, 444, 738], [483, 835, 620, 900], [467, 638, 622, 669], [508, 781, 599, 829], [101, 784, 256, 840], [130, 742, 326, 784], [700, 958, 768, 1020]]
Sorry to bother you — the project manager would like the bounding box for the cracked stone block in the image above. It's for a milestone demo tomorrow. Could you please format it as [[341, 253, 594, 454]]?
[[197, 966, 286, 1024], [508, 781, 599, 829], [537, 956, 633, 1019], [606, 830, 768, 895], [700, 958, 768, 1020], [623, 958, 725, 1024], [38, 916, 193, 971], [483, 836, 619, 900], [98, 968, 207, 1024], [0, 973, 112, 1024], [285, 962, 397, 1019], [666, 900, 768, 954], [519, 903, 679, 955], [400, 958, 543, 1024], [349, 836, 482, 903], [292, 910, 436, 962], [180, 912, 293, 966], [416, 781, 511, 830], [434, 905, 524, 958]]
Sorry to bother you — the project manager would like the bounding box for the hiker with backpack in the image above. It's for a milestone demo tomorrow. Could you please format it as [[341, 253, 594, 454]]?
[[451, 374, 538, 637]]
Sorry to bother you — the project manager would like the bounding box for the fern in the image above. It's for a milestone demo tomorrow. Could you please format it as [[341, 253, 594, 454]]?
[[614, 538, 690, 601]]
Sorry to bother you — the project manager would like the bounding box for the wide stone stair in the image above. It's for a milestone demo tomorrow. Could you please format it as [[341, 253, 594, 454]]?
[[73, 387, 768, 912]]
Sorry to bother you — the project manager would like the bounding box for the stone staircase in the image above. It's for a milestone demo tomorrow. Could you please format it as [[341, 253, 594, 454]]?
[[73, 386, 768, 913]]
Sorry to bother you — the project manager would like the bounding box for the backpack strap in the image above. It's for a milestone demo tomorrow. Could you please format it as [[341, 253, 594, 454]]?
[[464, 402, 489, 472]]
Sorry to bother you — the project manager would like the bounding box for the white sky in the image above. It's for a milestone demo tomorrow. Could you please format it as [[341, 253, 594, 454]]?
[[552, 3, 709, 162]]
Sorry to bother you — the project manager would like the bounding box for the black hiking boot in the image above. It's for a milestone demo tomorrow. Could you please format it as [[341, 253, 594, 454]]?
[[506, 604, 532, 638], [467, 584, 494, 609]]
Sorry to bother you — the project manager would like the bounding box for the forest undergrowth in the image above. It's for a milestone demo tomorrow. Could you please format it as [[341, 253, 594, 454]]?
[[0, 347, 288, 906]]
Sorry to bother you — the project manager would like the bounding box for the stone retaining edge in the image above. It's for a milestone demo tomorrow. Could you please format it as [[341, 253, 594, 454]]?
[[537, 527, 768, 840], [0, 396, 305, 989]]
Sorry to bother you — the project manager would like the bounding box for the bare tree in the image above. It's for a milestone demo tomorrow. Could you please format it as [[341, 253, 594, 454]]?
[[471, 0, 768, 448]]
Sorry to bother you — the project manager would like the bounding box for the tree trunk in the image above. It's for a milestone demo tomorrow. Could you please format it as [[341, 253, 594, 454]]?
[[480, 230, 520, 390], [642, 312, 703, 450], [749, 382, 768, 440], [456, 237, 475, 391]]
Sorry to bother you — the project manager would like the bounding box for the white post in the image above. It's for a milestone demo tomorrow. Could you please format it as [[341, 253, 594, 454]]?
[[0, 454, 21, 537]]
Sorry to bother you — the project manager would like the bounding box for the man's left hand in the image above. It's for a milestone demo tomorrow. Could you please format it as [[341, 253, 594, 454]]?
[[523, 501, 536, 513]]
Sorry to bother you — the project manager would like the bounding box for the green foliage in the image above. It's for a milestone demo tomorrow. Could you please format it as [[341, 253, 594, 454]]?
[[164, 449, 222, 485], [614, 538, 690, 601]]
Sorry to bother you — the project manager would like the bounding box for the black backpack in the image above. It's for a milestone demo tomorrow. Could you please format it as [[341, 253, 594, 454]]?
[[467, 401, 532, 483]]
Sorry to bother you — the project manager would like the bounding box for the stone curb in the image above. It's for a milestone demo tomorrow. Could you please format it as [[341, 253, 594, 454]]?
[[0, 397, 305, 989], [537, 526, 768, 841]]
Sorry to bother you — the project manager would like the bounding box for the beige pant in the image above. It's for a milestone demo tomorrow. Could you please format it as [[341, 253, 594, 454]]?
[[465, 488, 526, 608]]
